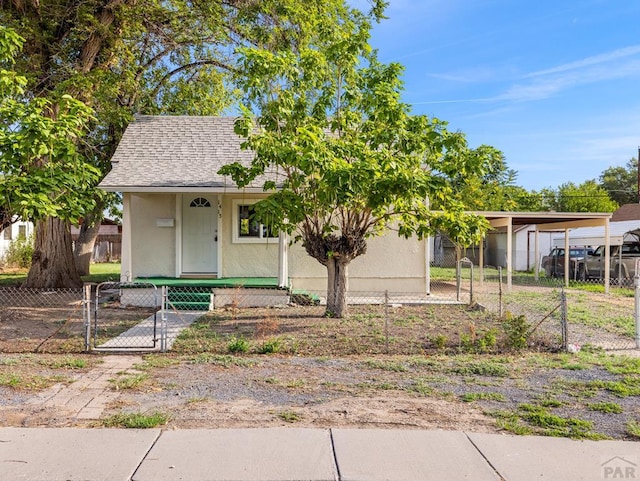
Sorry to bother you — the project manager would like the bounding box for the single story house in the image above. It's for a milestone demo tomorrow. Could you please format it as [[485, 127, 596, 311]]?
[[98, 116, 429, 294], [98, 115, 612, 296]]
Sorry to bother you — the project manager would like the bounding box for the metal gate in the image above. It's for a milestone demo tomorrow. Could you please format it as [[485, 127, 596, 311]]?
[[91, 282, 160, 350]]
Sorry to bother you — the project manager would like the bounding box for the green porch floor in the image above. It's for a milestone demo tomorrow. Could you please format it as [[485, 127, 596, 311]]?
[[134, 277, 282, 288]]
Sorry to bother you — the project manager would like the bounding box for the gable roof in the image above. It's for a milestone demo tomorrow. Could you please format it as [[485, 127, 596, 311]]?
[[99, 116, 269, 192]]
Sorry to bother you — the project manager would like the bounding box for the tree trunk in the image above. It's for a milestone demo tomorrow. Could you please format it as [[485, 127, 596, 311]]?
[[24, 217, 83, 288], [74, 210, 102, 276], [326, 257, 349, 318]]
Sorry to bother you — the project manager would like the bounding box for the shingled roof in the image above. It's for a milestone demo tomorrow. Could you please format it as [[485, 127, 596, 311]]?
[[99, 116, 269, 192], [611, 203, 640, 222]]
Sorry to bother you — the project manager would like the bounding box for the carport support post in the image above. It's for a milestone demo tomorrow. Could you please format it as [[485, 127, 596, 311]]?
[[564, 229, 570, 288], [534, 229, 539, 281], [604, 219, 610, 294], [506, 218, 513, 291]]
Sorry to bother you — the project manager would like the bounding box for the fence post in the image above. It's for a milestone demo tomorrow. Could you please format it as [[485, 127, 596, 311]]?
[[635, 274, 640, 349], [161, 285, 168, 352], [459, 257, 474, 305], [560, 289, 568, 352], [384, 290, 389, 354], [498, 266, 503, 318], [83, 284, 92, 352], [456, 261, 461, 302]]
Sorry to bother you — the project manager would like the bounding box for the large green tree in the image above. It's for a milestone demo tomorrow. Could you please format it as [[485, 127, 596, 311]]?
[[538, 180, 618, 213], [1, 0, 363, 285], [0, 27, 100, 286], [599, 157, 638, 206], [219, 6, 495, 317]]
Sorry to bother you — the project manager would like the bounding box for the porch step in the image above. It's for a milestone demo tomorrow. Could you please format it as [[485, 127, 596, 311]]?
[[167, 288, 211, 311], [169, 301, 211, 311]]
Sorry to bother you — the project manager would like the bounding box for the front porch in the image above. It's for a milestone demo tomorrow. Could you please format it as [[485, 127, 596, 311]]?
[[133, 277, 289, 311]]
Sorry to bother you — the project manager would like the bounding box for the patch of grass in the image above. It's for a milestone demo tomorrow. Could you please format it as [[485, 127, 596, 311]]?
[[603, 356, 640, 375], [109, 373, 148, 390], [489, 410, 534, 435], [363, 359, 408, 372], [81, 262, 121, 284], [0, 358, 20, 366], [587, 402, 623, 414], [39, 356, 87, 369], [460, 392, 506, 402], [277, 410, 302, 423], [406, 378, 434, 396], [517, 404, 608, 439], [227, 336, 250, 353], [0, 372, 67, 390], [102, 411, 168, 428], [356, 381, 399, 391], [188, 353, 256, 367], [257, 338, 282, 354], [138, 355, 181, 369], [599, 377, 640, 398], [186, 397, 208, 404], [0, 373, 22, 388], [626, 420, 640, 439], [450, 359, 510, 377]]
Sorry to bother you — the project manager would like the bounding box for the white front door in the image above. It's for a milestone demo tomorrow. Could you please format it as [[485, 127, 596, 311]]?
[[182, 195, 218, 274]]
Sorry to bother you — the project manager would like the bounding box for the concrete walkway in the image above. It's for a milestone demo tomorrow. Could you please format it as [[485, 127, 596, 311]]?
[[97, 311, 202, 352], [0, 427, 637, 481]]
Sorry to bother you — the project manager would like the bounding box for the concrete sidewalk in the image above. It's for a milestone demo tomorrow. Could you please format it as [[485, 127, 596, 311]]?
[[0, 427, 637, 481]]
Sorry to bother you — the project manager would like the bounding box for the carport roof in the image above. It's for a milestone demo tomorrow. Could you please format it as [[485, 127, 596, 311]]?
[[476, 211, 612, 230]]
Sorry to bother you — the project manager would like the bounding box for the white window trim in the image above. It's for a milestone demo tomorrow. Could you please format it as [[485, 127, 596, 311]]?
[[231, 199, 277, 244]]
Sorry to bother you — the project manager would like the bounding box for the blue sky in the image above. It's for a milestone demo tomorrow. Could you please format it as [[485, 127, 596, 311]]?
[[355, 0, 640, 191]]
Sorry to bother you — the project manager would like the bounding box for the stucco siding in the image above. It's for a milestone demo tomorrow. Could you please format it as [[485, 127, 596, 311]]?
[[130, 193, 176, 278], [288, 232, 426, 293]]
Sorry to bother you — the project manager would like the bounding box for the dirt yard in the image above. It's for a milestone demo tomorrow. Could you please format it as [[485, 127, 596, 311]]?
[[0, 296, 638, 440]]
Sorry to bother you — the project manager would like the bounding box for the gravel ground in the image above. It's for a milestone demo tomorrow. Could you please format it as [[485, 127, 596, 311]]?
[[99, 353, 640, 440]]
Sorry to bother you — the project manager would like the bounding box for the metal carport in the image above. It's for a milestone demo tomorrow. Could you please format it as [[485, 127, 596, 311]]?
[[476, 212, 612, 292]]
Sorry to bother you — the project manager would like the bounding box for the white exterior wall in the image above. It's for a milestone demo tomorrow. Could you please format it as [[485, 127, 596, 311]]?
[[288, 232, 427, 293], [129, 193, 177, 278]]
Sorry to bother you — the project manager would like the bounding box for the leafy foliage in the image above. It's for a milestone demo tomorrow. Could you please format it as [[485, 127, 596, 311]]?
[[0, 27, 99, 226], [599, 157, 638, 206], [219, 4, 499, 316]]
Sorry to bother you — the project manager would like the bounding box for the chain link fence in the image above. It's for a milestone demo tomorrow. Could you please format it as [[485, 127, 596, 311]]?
[[471, 265, 639, 352], [0, 265, 638, 354]]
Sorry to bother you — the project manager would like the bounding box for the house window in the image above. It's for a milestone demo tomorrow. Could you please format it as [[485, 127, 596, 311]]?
[[2, 227, 11, 240], [18, 225, 26, 238], [233, 200, 277, 243], [190, 197, 211, 208]]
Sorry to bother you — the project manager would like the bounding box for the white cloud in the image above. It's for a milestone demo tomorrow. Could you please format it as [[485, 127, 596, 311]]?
[[524, 45, 640, 78]]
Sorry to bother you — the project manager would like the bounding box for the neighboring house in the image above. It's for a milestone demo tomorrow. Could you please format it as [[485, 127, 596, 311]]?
[[0, 219, 34, 261], [98, 116, 430, 293], [70, 219, 122, 262]]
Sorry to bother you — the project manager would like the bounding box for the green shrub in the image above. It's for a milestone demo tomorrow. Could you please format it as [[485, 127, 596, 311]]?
[[227, 336, 250, 353], [258, 338, 282, 354], [502, 312, 530, 350], [3, 234, 33, 268]]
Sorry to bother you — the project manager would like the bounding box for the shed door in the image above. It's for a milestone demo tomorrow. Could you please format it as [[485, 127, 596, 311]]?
[[182, 196, 218, 273]]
